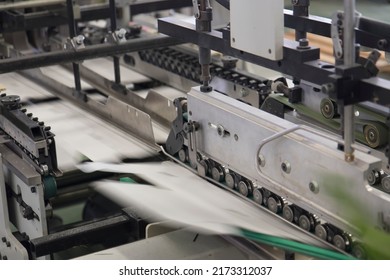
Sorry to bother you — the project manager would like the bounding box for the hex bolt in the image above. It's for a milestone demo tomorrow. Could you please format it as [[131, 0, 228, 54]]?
[[75, 35, 85, 45], [240, 88, 248, 97], [297, 38, 310, 49], [30, 186, 36, 193], [281, 161, 291, 173], [309, 181, 319, 194]]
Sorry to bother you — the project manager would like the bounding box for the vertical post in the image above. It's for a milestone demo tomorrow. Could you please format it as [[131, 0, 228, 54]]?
[[109, 0, 121, 84], [66, 0, 82, 91], [195, 0, 213, 92], [292, 0, 310, 41], [343, 0, 356, 162]]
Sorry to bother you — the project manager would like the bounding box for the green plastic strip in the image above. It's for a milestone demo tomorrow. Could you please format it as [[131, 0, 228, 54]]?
[[119, 177, 136, 183], [241, 228, 355, 260]]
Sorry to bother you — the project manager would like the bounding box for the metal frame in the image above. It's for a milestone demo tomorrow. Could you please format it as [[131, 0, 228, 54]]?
[[0, 0, 193, 33], [0, 35, 181, 73], [157, 17, 390, 106], [29, 212, 145, 258]]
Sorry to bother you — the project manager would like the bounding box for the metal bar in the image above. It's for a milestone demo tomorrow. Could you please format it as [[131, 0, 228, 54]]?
[[284, 10, 390, 52], [158, 17, 390, 105], [0, 35, 181, 74], [292, 0, 310, 41], [343, 0, 356, 162], [109, 0, 121, 84], [129, 0, 193, 15], [30, 214, 131, 258], [66, 0, 82, 91], [0, 0, 65, 11]]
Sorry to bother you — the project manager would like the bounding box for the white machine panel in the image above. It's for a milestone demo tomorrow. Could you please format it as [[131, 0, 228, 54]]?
[[230, 0, 284, 61]]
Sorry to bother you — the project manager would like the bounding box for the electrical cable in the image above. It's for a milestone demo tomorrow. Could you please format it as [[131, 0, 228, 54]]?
[[241, 228, 356, 260]]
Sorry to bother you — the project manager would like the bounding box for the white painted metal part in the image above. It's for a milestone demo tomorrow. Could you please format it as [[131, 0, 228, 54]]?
[[230, 0, 284, 60]]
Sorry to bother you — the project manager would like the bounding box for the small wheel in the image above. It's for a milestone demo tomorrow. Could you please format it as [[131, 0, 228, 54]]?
[[352, 243, 366, 259], [363, 124, 380, 148], [333, 234, 346, 250], [315, 224, 328, 240], [211, 165, 225, 182], [381, 176, 390, 193], [253, 188, 263, 205], [320, 98, 337, 119], [282, 205, 294, 222], [367, 170, 382, 186], [267, 196, 281, 213], [178, 149, 187, 163], [238, 180, 252, 197], [225, 173, 236, 189], [198, 160, 209, 177], [298, 215, 311, 231]]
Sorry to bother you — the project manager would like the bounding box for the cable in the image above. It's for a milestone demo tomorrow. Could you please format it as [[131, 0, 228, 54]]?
[[241, 228, 355, 260]]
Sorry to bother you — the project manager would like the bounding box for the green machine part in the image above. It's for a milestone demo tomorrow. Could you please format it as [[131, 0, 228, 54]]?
[[43, 176, 57, 199]]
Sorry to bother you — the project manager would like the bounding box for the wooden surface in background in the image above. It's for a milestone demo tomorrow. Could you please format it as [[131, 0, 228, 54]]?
[[285, 31, 390, 74]]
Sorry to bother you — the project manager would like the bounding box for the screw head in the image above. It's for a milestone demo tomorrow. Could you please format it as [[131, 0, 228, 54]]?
[[309, 181, 319, 193], [258, 154, 265, 167], [281, 161, 291, 173]]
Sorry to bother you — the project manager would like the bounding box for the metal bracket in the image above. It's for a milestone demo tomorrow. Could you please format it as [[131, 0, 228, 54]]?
[[63, 35, 85, 51], [192, 0, 200, 18], [331, 11, 361, 60], [106, 28, 128, 44], [183, 121, 200, 169]]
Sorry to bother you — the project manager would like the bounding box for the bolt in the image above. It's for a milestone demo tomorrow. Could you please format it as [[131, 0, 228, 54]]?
[[378, 39, 388, 49], [309, 181, 319, 194], [117, 28, 127, 39], [322, 83, 335, 94], [297, 38, 310, 50], [281, 161, 291, 173], [2, 256, 7, 260], [1, 237, 6, 242], [6, 241, 10, 247], [240, 88, 248, 97], [217, 125, 226, 137], [258, 155, 265, 167], [234, 134, 239, 141], [30, 186, 36, 193], [75, 35, 85, 45]]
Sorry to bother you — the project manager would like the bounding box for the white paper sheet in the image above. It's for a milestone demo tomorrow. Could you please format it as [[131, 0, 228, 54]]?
[[79, 161, 329, 248]]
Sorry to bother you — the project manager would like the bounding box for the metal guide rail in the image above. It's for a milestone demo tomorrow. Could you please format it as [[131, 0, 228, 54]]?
[[124, 46, 271, 107], [0, 94, 61, 177], [165, 86, 390, 259]]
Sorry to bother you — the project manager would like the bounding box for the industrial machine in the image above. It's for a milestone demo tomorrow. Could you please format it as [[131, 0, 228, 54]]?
[[0, 0, 389, 260]]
